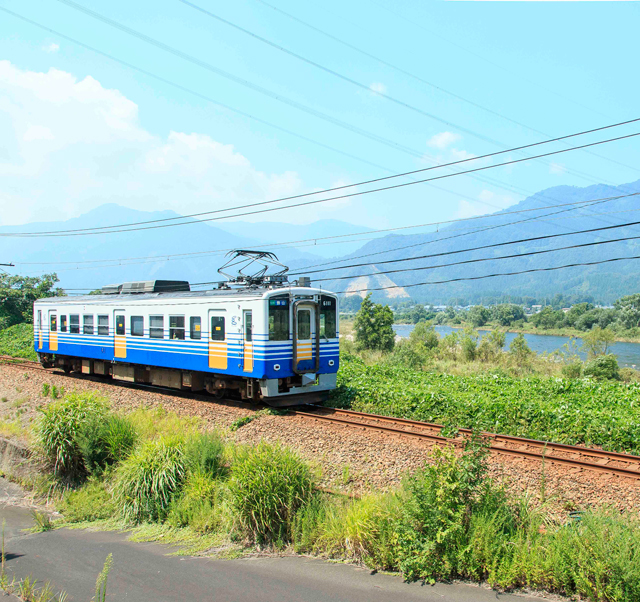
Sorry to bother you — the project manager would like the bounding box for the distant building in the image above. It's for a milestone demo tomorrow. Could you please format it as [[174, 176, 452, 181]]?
[[531, 305, 543, 313]]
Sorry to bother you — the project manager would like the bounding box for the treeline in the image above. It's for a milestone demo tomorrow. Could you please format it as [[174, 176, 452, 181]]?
[[0, 273, 62, 329]]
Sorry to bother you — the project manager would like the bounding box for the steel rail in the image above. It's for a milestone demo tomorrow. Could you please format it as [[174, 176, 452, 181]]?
[[294, 407, 640, 480]]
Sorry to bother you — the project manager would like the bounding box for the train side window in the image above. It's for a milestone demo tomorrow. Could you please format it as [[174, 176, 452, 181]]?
[[211, 316, 225, 341], [131, 316, 144, 337], [190, 317, 201, 340], [60, 315, 68, 333], [50, 314, 57, 332], [150, 315, 164, 339], [320, 295, 337, 339], [268, 296, 290, 341], [83, 315, 94, 335], [70, 314, 80, 334], [298, 310, 311, 340], [98, 315, 109, 336], [37, 310, 42, 329], [115, 315, 125, 336], [170, 316, 185, 340], [244, 312, 252, 342]]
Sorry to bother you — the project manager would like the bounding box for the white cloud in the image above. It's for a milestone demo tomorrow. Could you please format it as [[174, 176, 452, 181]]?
[[449, 148, 475, 161], [369, 82, 387, 95], [0, 61, 307, 226], [44, 43, 59, 53], [427, 131, 461, 149]]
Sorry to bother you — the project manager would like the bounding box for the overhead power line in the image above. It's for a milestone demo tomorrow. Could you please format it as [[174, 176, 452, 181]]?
[[334, 254, 640, 295], [313, 232, 640, 284], [4, 130, 640, 239]]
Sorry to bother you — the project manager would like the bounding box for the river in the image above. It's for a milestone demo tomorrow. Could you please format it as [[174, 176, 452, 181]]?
[[392, 324, 640, 368]]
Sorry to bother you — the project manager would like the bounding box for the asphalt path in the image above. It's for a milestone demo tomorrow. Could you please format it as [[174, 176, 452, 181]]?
[[0, 479, 544, 602]]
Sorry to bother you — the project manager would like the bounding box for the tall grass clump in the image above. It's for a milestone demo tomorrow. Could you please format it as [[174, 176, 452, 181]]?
[[113, 437, 186, 523], [35, 392, 108, 478], [228, 442, 315, 545], [184, 431, 226, 478], [77, 414, 137, 475], [168, 472, 229, 533]]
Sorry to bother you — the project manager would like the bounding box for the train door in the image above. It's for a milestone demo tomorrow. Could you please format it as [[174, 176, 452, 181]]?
[[48, 310, 58, 352], [37, 310, 43, 350], [208, 310, 227, 370], [243, 310, 253, 372], [294, 303, 316, 371], [114, 310, 126, 359]]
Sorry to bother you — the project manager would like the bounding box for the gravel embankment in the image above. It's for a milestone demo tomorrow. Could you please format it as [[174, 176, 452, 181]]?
[[1, 363, 639, 516]]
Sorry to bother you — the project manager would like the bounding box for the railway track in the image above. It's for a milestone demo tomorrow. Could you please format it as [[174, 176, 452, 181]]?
[[3, 356, 640, 481], [292, 407, 640, 481]]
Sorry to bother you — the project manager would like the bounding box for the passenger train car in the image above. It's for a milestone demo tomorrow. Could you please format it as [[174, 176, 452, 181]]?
[[33, 278, 339, 406]]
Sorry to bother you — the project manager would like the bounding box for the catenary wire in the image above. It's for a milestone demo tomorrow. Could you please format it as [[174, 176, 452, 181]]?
[[4, 130, 640, 238]]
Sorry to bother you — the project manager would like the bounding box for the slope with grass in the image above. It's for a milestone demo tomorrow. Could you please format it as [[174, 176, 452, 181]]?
[[0, 324, 36, 361], [331, 356, 640, 454]]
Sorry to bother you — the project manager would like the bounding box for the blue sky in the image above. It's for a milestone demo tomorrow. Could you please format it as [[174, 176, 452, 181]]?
[[1, 0, 639, 232]]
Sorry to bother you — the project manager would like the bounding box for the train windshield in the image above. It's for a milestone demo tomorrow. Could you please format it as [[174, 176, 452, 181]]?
[[320, 295, 337, 339], [268, 295, 290, 341]]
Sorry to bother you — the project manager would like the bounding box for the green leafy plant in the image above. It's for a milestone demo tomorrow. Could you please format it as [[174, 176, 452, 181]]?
[[41, 384, 51, 398], [584, 354, 621, 381], [29, 510, 53, 533], [113, 437, 186, 523]]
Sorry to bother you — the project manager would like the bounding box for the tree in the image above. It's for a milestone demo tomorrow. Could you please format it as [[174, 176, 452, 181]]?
[[581, 326, 615, 358], [583, 355, 620, 380], [509, 333, 533, 365], [409, 321, 439, 350], [563, 302, 594, 328], [409, 305, 429, 324], [0, 273, 63, 329], [492, 304, 526, 327], [615, 293, 640, 330], [354, 294, 395, 352], [467, 305, 490, 328]]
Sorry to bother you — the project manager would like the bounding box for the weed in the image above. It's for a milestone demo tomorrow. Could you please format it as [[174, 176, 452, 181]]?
[[228, 442, 315, 545], [229, 416, 255, 431], [77, 414, 137, 475], [168, 473, 229, 534], [126, 406, 200, 441], [1, 397, 7, 403], [41, 384, 50, 398], [51, 386, 64, 400], [93, 553, 113, 602], [341, 464, 351, 485], [59, 480, 115, 523], [184, 431, 226, 478], [113, 437, 186, 523], [30, 509, 53, 533]]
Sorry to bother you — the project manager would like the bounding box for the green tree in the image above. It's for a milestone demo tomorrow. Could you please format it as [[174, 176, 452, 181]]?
[[467, 305, 490, 328], [581, 326, 616, 358], [583, 354, 620, 380], [492, 304, 525, 327], [530, 306, 563, 330], [563, 302, 594, 328], [509, 333, 533, 365], [614, 293, 640, 329], [409, 321, 439, 350], [409, 305, 429, 324], [0, 273, 63, 329], [354, 294, 395, 352]]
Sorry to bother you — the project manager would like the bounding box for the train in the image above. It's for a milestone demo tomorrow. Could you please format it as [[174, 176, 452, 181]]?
[[33, 261, 339, 406]]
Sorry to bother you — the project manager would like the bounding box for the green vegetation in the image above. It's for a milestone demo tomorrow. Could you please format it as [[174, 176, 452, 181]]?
[[0, 323, 37, 360], [0, 273, 62, 330], [332, 355, 640, 454], [18, 391, 640, 601], [354, 293, 395, 352]]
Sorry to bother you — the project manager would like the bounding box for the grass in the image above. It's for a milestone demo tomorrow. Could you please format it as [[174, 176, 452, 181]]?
[[0, 418, 26, 439], [0, 323, 37, 361]]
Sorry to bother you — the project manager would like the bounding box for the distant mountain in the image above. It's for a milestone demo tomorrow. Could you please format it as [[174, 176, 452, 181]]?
[[309, 179, 640, 304]]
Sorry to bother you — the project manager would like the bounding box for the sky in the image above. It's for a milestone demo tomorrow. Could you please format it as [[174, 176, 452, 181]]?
[[1, 0, 640, 233]]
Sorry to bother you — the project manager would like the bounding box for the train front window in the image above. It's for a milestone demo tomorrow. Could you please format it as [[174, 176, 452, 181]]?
[[70, 314, 79, 334], [170, 316, 185, 340], [320, 295, 337, 339], [98, 315, 109, 336], [150, 315, 164, 339], [60, 315, 67, 333], [211, 316, 225, 341], [190, 317, 201, 340], [268, 296, 289, 341], [83, 315, 94, 335], [131, 316, 144, 337], [298, 309, 311, 340]]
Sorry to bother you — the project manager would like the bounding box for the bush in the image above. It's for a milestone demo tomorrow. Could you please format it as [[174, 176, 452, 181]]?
[[584, 354, 620, 381], [168, 472, 227, 533], [0, 323, 37, 360], [77, 414, 137, 475], [60, 480, 115, 523], [35, 392, 108, 477], [509, 333, 533, 365], [561, 361, 583, 379], [409, 322, 439, 350], [113, 437, 186, 523], [228, 442, 315, 545], [184, 431, 226, 478]]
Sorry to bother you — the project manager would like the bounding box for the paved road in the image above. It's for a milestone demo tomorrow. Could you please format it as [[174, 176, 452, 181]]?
[[1, 479, 544, 602]]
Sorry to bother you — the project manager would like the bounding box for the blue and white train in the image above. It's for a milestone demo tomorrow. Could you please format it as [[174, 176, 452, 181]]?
[[33, 278, 339, 406]]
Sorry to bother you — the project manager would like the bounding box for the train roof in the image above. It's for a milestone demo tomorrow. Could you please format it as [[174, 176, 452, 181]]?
[[35, 285, 336, 305]]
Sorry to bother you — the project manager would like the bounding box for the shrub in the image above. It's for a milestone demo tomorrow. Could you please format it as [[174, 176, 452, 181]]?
[[509, 333, 533, 365], [584, 354, 620, 381], [184, 431, 226, 478], [460, 328, 478, 362], [77, 414, 137, 475], [35, 392, 108, 477], [228, 442, 315, 545], [408, 322, 439, 350], [0, 323, 38, 360], [113, 437, 186, 523], [168, 472, 228, 533], [60, 480, 115, 523], [561, 361, 583, 379]]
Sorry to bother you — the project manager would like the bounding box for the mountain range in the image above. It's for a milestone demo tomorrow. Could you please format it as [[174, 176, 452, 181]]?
[[3, 178, 640, 304]]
